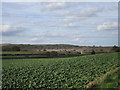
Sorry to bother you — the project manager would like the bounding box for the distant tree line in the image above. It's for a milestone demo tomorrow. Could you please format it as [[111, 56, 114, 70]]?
[[2, 46, 20, 51], [2, 44, 120, 53], [111, 45, 120, 52]]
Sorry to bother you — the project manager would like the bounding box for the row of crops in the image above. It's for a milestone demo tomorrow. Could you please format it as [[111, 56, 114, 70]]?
[[1, 53, 82, 59], [1, 53, 48, 59], [2, 53, 119, 88]]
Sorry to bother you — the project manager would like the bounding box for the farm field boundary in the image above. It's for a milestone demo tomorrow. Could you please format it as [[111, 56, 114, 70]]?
[[85, 66, 120, 88]]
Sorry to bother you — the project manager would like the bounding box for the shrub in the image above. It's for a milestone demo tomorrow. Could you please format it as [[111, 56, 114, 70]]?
[[91, 49, 95, 54], [43, 49, 47, 51], [46, 51, 59, 57], [2, 46, 20, 51], [112, 45, 120, 52]]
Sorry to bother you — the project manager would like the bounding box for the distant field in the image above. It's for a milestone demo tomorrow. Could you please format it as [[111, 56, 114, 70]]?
[[2, 53, 119, 88]]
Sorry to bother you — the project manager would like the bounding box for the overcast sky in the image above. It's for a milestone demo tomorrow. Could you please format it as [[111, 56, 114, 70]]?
[[0, 2, 118, 46]]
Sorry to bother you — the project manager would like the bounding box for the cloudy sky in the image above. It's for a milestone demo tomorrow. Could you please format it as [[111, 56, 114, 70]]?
[[0, 2, 118, 46]]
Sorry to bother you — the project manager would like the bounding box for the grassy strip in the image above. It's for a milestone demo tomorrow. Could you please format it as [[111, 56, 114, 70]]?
[[85, 67, 120, 88], [93, 69, 119, 88]]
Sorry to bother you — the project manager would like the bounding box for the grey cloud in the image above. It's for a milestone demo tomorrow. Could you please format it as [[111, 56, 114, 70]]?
[[108, 6, 118, 11], [35, 32, 66, 38], [61, 7, 101, 23], [41, 2, 66, 11], [1, 25, 26, 36], [96, 22, 118, 31], [2, 29, 24, 36], [41, 2, 81, 12]]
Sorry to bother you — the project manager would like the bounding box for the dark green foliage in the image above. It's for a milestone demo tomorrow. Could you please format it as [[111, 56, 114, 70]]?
[[2, 46, 20, 51], [91, 49, 95, 54], [2, 53, 118, 88], [43, 49, 47, 51], [112, 45, 120, 52], [46, 51, 59, 57]]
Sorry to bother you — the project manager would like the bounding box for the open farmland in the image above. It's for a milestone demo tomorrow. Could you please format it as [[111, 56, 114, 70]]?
[[2, 53, 119, 88]]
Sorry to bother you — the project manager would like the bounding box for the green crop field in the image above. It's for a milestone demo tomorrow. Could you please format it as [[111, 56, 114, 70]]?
[[2, 53, 119, 88]]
